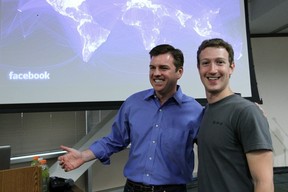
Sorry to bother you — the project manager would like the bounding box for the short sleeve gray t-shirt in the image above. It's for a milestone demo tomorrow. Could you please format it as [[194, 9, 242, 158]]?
[[197, 94, 273, 192]]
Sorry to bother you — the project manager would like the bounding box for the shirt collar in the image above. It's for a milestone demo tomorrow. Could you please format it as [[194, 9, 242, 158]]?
[[144, 85, 183, 105]]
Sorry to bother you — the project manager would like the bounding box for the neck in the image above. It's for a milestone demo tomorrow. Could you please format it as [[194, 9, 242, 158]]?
[[156, 94, 170, 105], [206, 88, 234, 104], [155, 86, 178, 105], [156, 91, 176, 105]]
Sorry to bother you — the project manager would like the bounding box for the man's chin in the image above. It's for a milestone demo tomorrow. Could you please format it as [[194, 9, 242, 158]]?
[[152, 85, 164, 90], [205, 87, 220, 94]]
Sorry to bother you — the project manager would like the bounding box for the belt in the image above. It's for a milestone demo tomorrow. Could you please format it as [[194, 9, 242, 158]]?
[[125, 179, 186, 192]]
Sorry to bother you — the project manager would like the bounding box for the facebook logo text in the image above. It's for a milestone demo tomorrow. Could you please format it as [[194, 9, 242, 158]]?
[[9, 71, 50, 80]]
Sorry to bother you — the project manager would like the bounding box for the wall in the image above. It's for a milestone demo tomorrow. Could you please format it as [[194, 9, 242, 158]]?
[[0, 111, 86, 157], [251, 37, 288, 166]]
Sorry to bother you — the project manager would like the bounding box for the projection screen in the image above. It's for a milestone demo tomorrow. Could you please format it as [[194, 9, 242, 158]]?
[[0, 0, 260, 112]]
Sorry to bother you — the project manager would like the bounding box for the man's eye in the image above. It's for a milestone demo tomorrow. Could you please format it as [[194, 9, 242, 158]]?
[[201, 62, 209, 66], [217, 60, 225, 65]]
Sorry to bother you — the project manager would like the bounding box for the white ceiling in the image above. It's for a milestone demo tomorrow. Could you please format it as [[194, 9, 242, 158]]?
[[247, 0, 288, 35]]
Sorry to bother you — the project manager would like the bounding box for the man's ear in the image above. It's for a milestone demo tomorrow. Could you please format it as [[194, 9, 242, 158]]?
[[177, 67, 184, 78], [229, 62, 235, 73]]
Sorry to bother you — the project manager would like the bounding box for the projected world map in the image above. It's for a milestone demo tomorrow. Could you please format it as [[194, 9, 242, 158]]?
[[0, 0, 250, 106], [45, 0, 221, 62]]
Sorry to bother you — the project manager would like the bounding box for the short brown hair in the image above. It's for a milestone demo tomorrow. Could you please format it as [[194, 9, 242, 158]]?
[[197, 38, 234, 68], [149, 44, 184, 71]]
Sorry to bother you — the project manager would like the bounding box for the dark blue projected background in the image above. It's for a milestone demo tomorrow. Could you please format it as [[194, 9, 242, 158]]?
[[0, 0, 251, 106]]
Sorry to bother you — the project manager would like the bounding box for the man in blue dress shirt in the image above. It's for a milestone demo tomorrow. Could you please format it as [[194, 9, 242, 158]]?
[[59, 44, 203, 192]]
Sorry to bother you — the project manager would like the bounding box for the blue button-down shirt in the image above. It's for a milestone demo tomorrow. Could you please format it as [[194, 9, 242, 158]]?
[[89, 86, 203, 185]]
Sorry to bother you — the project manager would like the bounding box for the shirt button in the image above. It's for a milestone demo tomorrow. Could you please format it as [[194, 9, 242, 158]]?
[[152, 141, 156, 144], [149, 157, 152, 160], [155, 124, 159, 128], [146, 174, 150, 177]]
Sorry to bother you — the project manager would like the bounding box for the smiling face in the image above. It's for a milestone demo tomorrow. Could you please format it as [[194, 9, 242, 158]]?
[[149, 53, 183, 103], [198, 47, 235, 103]]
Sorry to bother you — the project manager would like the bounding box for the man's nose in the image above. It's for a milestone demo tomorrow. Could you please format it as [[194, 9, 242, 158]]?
[[208, 63, 218, 73], [153, 68, 161, 75]]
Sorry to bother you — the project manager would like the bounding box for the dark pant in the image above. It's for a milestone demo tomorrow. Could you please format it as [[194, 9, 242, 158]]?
[[123, 179, 187, 192]]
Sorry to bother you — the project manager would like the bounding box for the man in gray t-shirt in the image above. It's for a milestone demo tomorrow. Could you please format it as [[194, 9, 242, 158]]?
[[196, 38, 274, 192]]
